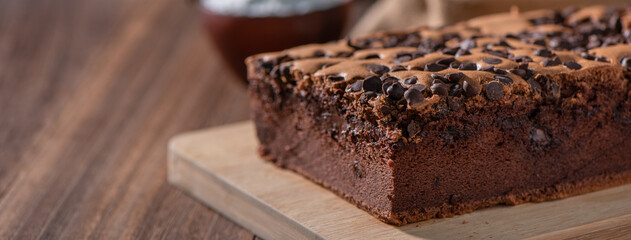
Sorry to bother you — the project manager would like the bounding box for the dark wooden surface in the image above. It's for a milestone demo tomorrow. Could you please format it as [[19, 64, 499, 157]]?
[[0, 0, 257, 239]]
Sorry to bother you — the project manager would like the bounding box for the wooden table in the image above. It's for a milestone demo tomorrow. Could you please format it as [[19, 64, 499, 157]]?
[[0, 0, 256, 238]]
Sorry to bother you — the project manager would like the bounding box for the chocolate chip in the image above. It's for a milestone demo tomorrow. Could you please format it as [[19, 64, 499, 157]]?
[[493, 68, 508, 75], [450, 62, 461, 68], [459, 62, 477, 70], [463, 81, 479, 97], [430, 73, 448, 82], [494, 75, 513, 86], [620, 57, 631, 68], [541, 57, 562, 67], [403, 76, 418, 84], [255, 59, 275, 70], [531, 128, 549, 144], [395, 55, 412, 63], [533, 48, 553, 57], [348, 80, 363, 92], [496, 40, 512, 47], [360, 91, 378, 103], [563, 61, 582, 70], [390, 65, 407, 72], [450, 84, 462, 96], [437, 57, 457, 66], [430, 82, 449, 96], [425, 63, 448, 72], [455, 49, 471, 57], [327, 75, 345, 82], [446, 72, 466, 82], [395, 52, 412, 59], [544, 78, 560, 101], [442, 48, 459, 55], [549, 38, 572, 50], [485, 81, 504, 101], [460, 38, 477, 50], [580, 52, 595, 60], [410, 84, 426, 92], [479, 65, 495, 72], [532, 38, 546, 46], [509, 69, 529, 79], [381, 76, 398, 93], [386, 83, 405, 100], [364, 54, 380, 59], [483, 57, 502, 64], [313, 50, 325, 57], [362, 76, 382, 92], [512, 55, 533, 63], [404, 88, 424, 106], [365, 64, 390, 75], [486, 50, 509, 58], [528, 79, 542, 95]]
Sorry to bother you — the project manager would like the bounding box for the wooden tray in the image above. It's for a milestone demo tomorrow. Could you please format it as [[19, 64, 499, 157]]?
[[167, 121, 631, 240]]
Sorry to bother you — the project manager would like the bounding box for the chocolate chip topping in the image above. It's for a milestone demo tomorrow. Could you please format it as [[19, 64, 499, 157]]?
[[459, 62, 477, 70], [430, 73, 448, 82], [437, 57, 457, 65], [463, 80, 479, 98], [362, 76, 382, 92], [348, 80, 363, 92], [446, 72, 465, 83], [455, 49, 471, 57], [430, 82, 449, 96], [622, 57, 631, 68], [386, 82, 405, 100], [365, 64, 390, 75], [359, 91, 378, 103], [404, 88, 424, 106], [327, 75, 345, 82], [390, 65, 407, 72], [403, 76, 418, 84], [485, 81, 504, 101], [533, 48, 553, 57], [541, 57, 562, 67], [251, 5, 631, 116], [494, 75, 514, 86], [509, 69, 531, 79], [425, 63, 448, 72], [563, 61, 582, 70], [460, 38, 476, 50], [483, 57, 502, 64]]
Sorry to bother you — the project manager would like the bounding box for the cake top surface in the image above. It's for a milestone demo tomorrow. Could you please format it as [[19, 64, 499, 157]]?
[[248, 5, 631, 111]]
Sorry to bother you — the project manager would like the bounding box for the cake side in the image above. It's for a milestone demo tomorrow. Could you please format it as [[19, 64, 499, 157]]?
[[387, 66, 631, 224], [248, 71, 398, 221], [246, 5, 631, 225]]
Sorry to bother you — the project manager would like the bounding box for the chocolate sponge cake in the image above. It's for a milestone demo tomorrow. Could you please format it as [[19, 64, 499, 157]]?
[[245, 5, 631, 225]]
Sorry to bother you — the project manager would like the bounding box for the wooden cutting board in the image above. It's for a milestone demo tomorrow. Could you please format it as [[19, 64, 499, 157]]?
[[167, 121, 631, 240]]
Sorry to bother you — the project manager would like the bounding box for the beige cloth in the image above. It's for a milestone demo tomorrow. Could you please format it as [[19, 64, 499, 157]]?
[[350, 0, 628, 36]]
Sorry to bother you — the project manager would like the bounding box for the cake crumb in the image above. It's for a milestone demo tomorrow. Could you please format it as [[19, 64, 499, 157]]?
[[462, 220, 468, 224]]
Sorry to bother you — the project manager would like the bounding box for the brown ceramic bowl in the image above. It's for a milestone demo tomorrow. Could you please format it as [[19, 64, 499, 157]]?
[[198, 1, 353, 83]]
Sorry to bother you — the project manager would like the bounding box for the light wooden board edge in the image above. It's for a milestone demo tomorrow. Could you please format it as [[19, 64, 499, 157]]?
[[526, 213, 631, 240], [168, 136, 324, 240], [168, 121, 631, 240]]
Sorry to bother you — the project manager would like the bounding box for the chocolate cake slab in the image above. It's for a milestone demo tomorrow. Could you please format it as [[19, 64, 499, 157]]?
[[246, 5, 631, 225]]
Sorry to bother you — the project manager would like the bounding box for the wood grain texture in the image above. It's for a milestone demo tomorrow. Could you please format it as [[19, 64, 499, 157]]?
[[0, 0, 255, 239], [169, 121, 631, 240]]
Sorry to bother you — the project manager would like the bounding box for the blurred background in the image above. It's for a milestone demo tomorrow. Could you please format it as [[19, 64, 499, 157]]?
[[0, 0, 626, 239]]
